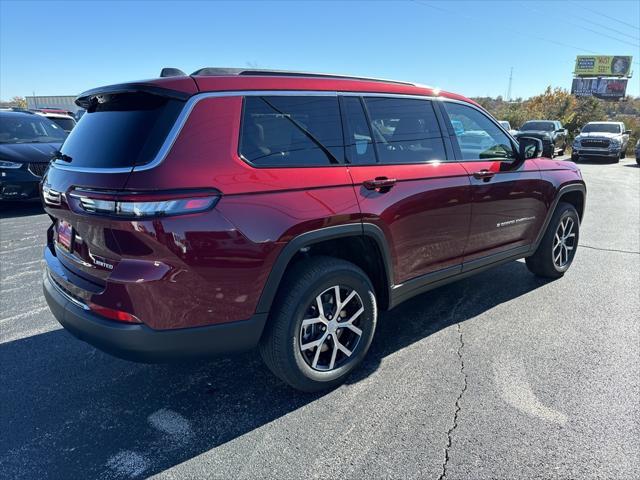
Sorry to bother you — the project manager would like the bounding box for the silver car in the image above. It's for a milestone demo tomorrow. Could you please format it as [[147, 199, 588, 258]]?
[[572, 121, 631, 162]]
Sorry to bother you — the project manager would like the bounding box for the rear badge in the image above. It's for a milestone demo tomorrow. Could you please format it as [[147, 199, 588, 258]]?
[[89, 253, 114, 270]]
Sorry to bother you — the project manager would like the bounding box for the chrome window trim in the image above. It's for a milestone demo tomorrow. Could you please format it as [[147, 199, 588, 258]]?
[[51, 89, 496, 174]]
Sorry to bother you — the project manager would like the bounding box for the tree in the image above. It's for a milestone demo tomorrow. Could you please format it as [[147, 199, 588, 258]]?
[[10, 96, 27, 108]]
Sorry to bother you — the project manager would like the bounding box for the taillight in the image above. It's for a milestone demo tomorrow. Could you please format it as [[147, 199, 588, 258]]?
[[68, 189, 219, 218], [89, 302, 142, 324]]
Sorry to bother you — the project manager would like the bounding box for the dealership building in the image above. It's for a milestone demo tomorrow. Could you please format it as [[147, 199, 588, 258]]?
[[25, 95, 79, 113]]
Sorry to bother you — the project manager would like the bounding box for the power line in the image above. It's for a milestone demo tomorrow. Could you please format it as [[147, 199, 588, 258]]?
[[569, 1, 640, 32], [411, 0, 598, 54], [564, 9, 639, 42], [411, 0, 640, 66], [519, 2, 639, 49]]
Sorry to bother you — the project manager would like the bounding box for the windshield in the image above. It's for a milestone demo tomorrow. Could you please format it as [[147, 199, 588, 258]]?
[[48, 117, 76, 132], [0, 114, 67, 143], [581, 123, 621, 134], [521, 121, 555, 131]]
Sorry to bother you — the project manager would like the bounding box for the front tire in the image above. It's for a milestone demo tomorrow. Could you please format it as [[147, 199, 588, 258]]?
[[526, 202, 580, 279], [259, 256, 377, 392]]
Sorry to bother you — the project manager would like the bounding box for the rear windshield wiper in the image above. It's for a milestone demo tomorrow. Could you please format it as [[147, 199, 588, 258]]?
[[52, 151, 72, 162]]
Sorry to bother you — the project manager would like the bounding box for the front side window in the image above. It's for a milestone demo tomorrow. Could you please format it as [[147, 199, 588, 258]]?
[[443, 102, 515, 161], [240, 96, 343, 166], [363, 97, 446, 164]]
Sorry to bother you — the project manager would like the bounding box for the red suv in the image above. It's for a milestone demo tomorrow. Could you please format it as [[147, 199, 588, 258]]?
[[42, 69, 585, 391]]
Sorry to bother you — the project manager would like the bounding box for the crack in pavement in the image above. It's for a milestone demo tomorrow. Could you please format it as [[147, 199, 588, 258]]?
[[438, 302, 468, 480], [579, 244, 639, 255]]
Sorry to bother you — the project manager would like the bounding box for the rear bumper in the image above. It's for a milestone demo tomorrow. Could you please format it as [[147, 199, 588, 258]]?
[[43, 272, 268, 362]]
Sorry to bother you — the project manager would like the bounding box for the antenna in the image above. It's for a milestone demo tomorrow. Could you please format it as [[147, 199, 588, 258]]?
[[506, 67, 513, 101]]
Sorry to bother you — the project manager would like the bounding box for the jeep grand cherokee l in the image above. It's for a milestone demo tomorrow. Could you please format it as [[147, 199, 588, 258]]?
[[571, 121, 631, 162], [515, 120, 568, 158], [42, 69, 586, 392]]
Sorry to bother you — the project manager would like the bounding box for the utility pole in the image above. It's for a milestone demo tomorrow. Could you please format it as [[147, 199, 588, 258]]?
[[506, 67, 513, 101]]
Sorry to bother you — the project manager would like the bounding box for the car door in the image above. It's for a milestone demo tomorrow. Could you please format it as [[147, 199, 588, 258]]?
[[438, 101, 548, 265], [342, 94, 472, 285]]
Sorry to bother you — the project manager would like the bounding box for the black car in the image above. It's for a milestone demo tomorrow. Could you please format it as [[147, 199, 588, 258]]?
[[0, 111, 66, 201], [515, 120, 568, 158]]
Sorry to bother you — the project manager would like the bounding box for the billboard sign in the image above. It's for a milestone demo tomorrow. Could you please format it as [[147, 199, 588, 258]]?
[[574, 56, 633, 77], [571, 78, 628, 100]]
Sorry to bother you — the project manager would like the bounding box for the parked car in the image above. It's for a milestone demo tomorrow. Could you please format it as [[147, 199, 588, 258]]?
[[571, 121, 631, 163], [74, 109, 86, 121], [0, 110, 66, 201], [515, 120, 568, 158], [499, 120, 518, 136], [36, 111, 76, 133], [635, 139, 640, 165], [41, 68, 586, 392]]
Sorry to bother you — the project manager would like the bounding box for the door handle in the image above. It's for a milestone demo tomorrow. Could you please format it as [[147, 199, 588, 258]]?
[[472, 169, 496, 180], [363, 177, 397, 192]]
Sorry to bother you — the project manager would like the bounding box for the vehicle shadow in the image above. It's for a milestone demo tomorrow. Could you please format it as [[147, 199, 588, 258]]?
[[0, 260, 551, 479], [0, 200, 45, 219], [623, 163, 639, 168]]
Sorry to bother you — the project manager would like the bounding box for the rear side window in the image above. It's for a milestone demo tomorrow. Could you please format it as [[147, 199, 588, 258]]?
[[59, 93, 183, 169], [363, 97, 446, 164], [239, 96, 343, 166]]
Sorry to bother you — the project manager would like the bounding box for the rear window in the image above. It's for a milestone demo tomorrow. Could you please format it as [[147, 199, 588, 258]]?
[[239, 96, 344, 166], [58, 92, 183, 169]]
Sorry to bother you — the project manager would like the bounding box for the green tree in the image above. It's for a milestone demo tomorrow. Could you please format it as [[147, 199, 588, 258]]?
[[10, 96, 27, 108]]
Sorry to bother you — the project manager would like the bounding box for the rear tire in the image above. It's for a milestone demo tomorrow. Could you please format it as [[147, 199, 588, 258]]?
[[259, 256, 377, 392], [526, 202, 580, 279]]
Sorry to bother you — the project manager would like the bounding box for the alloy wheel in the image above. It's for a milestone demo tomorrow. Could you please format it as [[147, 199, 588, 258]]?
[[298, 285, 364, 372], [552, 216, 576, 269]]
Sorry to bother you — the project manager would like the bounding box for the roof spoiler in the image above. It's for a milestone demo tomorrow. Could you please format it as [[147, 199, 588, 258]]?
[[75, 83, 191, 109]]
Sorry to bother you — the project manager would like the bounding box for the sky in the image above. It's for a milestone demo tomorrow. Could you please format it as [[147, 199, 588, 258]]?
[[1, 0, 639, 100]]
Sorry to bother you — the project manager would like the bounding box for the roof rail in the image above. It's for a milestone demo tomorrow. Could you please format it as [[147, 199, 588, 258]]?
[[189, 67, 416, 86]]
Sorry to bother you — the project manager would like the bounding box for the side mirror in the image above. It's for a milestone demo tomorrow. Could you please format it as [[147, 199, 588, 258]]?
[[518, 137, 543, 160], [624, 129, 632, 135]]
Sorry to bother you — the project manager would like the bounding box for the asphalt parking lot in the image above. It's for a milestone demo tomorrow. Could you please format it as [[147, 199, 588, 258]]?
[[1, 157, 638, 480]]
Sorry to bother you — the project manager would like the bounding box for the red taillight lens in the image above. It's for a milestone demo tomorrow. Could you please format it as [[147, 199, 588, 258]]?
[[69, 189, 219, 218], [89, 302, 142, 324]]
